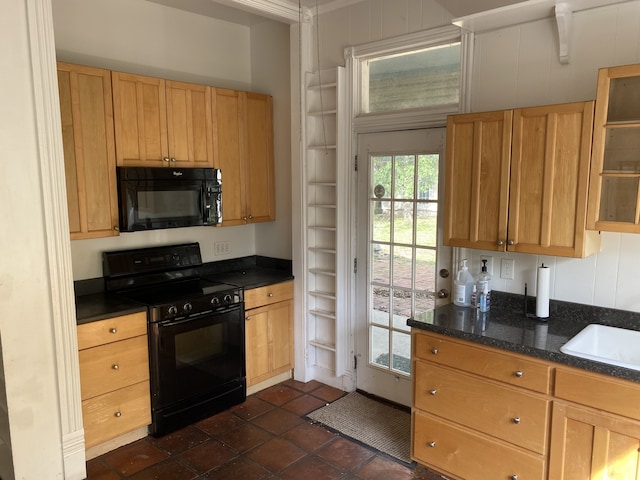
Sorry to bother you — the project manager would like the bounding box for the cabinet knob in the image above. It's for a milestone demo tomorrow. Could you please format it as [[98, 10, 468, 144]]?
[[112, 364, 119, 370], [508, 239, 515, 245], [511, 476, 519, 480], [113, 225, 120, 232], [170, 157, 176, 162], [428, 441, 436, 448], [431, 348, 438, 355], [163, 157, 170, 162], [114, 411, 122, 418], [243, 216, 248, 221], [515, 370, 523, 378], [513, 417, 521, 424], [429, 389, 437, 396], [248, 215, 253, 220], [268, 292, 274, 297], [109, 328, 117, 334], [497, 240, 505, 246], [245, 316, 250, 321]]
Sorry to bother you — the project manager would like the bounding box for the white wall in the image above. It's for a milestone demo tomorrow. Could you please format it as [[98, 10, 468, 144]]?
[[314, 0, 640, 313], [465, 1, 640, 313], [1, 2, 68, 478], [52, 0, 292, 280]]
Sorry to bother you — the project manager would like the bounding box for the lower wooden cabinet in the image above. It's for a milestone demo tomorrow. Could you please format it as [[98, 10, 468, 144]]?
[[549, 401, 640, 479], [412, 330, 640, 479], [245, 281, 293, 387], [77, 312, 151, 449]]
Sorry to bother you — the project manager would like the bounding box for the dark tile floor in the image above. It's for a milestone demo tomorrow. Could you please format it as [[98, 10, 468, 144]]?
[[85, 379, 444, 480]]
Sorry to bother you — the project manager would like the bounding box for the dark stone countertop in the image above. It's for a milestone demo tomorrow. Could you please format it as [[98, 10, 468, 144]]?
[[408, 291, 640, 384], [75, 255, 293, 324]]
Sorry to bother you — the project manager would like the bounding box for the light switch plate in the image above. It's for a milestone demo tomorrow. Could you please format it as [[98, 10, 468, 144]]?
[[500, 258, 515, 280]]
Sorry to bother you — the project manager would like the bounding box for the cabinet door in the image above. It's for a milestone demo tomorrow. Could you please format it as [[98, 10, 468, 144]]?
[[245, 92, 276, 223], [245, 309, 270, 386], [270, 299, 293, 374], [213, 88, 247, 225], [112, 72, 168, 166], [166, 80, 213, 167], [509, 102, 600, 257], [588, 64, 640, 233], [443, 111, 512, 250], [57, 63, 119, 239], [549, 402, 640, 479]]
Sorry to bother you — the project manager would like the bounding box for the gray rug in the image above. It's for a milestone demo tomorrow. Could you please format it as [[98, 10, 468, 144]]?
[[307, 391, 411, 464]]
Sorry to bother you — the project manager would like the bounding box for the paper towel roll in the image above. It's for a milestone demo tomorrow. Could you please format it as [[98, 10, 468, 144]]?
[[536, 264, 550, 319]]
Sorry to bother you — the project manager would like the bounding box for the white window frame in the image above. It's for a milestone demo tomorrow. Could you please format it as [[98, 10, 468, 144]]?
[[345, 25, 474, 134]]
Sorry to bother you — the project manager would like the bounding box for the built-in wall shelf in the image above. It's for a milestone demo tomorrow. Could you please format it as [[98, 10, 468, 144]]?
[[303, 67, 349, 379]]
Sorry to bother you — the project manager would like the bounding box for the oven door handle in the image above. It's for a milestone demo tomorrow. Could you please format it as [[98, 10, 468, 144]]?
[[157, 315, 211, 328]]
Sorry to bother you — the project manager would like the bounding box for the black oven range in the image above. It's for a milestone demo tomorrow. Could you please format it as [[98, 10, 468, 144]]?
[[103, 242, 246, 436]]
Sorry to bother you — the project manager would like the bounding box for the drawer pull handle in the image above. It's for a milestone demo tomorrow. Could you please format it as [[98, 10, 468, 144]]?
[[112, 364, 119, 370], [514, 370, 523, 378], [114, 411, 122, 418], [109, 328, 118, 334], [428, 441, 436, 448], [268, 293, 274, 297], [513, 417, 521, 424], [429, 389, 437, 396], [431, 348, 438, 355]]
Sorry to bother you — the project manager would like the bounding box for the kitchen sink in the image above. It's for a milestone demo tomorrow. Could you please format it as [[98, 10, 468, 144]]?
[[560, 324, 640, 371]]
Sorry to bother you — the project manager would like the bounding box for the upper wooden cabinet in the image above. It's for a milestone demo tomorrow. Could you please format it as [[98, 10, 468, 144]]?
[[444, 102, 600, 258], [57, 62, 119, 240], [213, 88, 275, 225], [588, 64, 640, 233], [112, 72, 214, 167]]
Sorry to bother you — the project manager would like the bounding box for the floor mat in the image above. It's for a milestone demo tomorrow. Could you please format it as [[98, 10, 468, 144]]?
[[307, 391, 412, 464]]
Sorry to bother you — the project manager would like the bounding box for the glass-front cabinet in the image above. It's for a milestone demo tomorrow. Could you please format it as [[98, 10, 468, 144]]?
[[588, 64, 640, 232]]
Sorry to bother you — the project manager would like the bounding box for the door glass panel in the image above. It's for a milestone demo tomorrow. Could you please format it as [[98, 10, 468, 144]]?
[[608, 76, 640, 123], [603, 127, 640, 172], [369, 152, 439, 377], [599, 176, 639, 223]]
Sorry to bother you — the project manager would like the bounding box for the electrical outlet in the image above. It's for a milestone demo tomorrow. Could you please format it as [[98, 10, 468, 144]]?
[[480, 255, 493, 276], [500, 258, 515, 280], [214, 241, 230, 256]]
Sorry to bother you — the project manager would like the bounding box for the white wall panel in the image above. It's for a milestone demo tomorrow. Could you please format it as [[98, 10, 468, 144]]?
[[615, 233, 640, 311], [515, 21, 553, 107], [593, 233, 621, 308], [421, 0, 453, 30], [350, 2, 373, 47], [381, 0, 409, 39], [472, 27, 521, 110]]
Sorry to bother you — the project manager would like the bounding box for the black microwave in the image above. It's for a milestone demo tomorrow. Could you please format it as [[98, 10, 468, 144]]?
[[117, 167, 222, 232]]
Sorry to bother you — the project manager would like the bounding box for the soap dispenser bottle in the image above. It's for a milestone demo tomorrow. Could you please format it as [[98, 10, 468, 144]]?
[[453, 259, 474, 307], [476, 259, 492, 310]]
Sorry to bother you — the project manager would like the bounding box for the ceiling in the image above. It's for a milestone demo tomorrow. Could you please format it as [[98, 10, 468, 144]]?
[[146, 0, 528, 26]]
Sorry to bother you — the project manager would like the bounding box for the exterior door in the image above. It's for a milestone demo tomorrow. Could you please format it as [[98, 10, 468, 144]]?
[[355, 128, 450, 406]]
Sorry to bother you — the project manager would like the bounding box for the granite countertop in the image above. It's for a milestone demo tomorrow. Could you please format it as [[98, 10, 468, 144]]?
[[75, 255, 293, 324], [407, 291, 640, 384]]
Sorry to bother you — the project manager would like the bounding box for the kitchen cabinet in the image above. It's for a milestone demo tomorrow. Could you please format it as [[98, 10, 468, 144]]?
[[244, 281, 293, 388], [549, 367, 640, 478], [57, 62, 119, 240], [213, 88, 275, 225], [411, 330, 549, 479], [77, 312, 151, 449], [588, 63, 640, 233], [112, 71, 214, 167], [444, 101, 600, 258]]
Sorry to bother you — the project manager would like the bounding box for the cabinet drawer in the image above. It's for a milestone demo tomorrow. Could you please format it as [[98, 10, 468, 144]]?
[[79, 335, 149, 400], [413, 410, 546, 480], [82, 381, 151, 449], [414, 331, 552, 394], [555, 367, 640, 421], [77, 312, 147, 350], [244, 281, 293, 310], [414, 361, 549, 454]]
